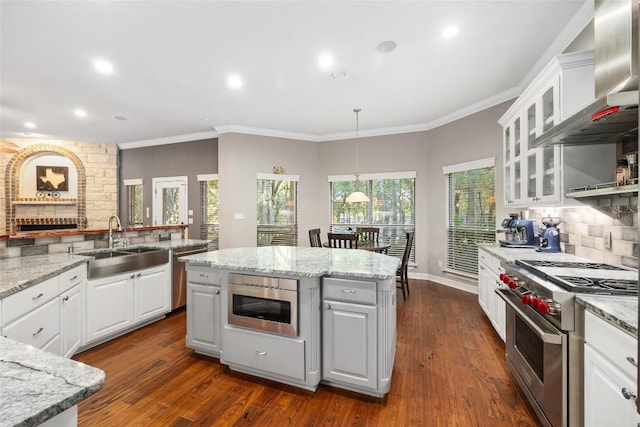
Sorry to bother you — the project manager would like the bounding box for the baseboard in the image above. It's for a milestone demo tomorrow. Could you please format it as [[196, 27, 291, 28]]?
[[408, 272, 478, 295]]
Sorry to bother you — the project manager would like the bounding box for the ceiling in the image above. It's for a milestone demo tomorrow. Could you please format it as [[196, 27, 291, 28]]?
[[0, 1, 591, 147]]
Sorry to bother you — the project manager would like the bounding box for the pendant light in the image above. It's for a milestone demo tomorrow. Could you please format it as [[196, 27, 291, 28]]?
[[346, 108, 370, 203]]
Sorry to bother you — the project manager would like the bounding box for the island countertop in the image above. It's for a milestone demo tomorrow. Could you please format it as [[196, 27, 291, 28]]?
[[0, 337, 105, 427], [181, 246, 400, 280]]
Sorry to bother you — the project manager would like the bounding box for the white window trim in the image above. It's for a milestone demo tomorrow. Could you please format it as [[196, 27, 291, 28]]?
[[256, 173, 300, 181], [328, 171, 416, 182], [442, 157, 495, 175], [123, 178, 143, 186], [197, 174, 219, 181]]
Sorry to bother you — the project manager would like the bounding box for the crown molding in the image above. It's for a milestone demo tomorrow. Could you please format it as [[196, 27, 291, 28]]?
[[118, 130, 218, 150]]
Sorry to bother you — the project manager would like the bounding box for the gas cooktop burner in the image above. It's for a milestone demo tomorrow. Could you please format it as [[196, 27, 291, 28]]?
[[553, 275, 638, 294], [518, 260, 626, 270]]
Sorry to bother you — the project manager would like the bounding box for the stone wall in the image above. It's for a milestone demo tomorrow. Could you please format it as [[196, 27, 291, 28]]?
[[1, 138, 118, 234]]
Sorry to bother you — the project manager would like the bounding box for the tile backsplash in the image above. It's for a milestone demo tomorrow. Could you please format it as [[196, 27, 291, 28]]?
[[529, 206, 638, 269]]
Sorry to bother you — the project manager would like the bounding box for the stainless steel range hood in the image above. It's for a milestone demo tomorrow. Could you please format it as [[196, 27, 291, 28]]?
[[532, 0, 638, 147]]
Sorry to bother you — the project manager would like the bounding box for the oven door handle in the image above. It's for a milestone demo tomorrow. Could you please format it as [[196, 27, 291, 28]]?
[[497, 290, 563, 345]]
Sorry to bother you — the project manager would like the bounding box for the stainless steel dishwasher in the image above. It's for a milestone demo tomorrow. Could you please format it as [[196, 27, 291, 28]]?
[[172, 244, 208, 310]]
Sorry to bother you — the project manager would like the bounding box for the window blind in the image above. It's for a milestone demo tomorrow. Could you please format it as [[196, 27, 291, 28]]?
[[257, 179, 298, 247], [445, 165, 495, 275], [125, 182, 143, 227], [329, 176, 415, 261]]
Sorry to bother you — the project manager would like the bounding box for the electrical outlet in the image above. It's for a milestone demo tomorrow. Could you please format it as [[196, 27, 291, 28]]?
[[604, 232, 612, 249]]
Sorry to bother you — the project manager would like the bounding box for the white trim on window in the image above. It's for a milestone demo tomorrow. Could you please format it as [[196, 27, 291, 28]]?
[[442, 157, 495, 175], [197, 174, 219, 181], [256, 173, 300, 181], [327, 171, 416, 182], [123, 178, 143, 186]]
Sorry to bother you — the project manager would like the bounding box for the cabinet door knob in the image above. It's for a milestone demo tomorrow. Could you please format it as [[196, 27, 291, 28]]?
[[626, 356, 638, 367], [137, 273, 142, 277], [62, 295, 70, 302], [32, 327, 44, 336], [131, 274, 135, 279], [324, 303, 331, 310], [214, 290, 220, 295], [621, 387, 636, 400]]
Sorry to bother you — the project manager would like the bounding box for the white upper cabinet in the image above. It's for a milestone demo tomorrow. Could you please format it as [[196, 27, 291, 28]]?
[[499, 50, 615, 207]]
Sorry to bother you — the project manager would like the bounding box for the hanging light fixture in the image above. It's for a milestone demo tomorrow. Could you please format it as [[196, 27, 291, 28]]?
[[346, 108, 370, 203]]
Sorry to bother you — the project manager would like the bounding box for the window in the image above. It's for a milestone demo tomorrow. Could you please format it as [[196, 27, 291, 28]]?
[[123, 179, 143, 227], [198, 174, 219, 250], [443, 158, 496, 276], [329, 172, 415, 261], [257, 173, 299, 247]]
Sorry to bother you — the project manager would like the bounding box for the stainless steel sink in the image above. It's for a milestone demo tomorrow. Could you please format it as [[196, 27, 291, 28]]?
[[81, 248, 169, 279]]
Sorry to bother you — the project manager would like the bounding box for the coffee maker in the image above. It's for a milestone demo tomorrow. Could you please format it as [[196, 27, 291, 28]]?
[[498, 214, 539, 247], [536, 217, 561, 253]]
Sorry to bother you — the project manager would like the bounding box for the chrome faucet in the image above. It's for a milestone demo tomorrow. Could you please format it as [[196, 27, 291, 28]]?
[[108, 215, 122, 248]]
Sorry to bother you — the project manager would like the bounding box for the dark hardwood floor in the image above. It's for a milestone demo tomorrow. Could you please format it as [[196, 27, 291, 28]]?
[[74, 280, 540, 426]]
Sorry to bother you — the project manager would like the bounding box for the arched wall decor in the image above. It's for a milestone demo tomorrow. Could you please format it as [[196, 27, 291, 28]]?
[[5, 143, 87, 234]]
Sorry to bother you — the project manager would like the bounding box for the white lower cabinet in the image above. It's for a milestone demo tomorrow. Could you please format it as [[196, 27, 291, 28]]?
[[60, 284, 83, 358], [584, 311, 640, 427], [3, 297, 60, 353], [186, 283, 221, 356], [477, 248, 505, 341], [86, 263, 169, 344], [322, 299, 377, 389]]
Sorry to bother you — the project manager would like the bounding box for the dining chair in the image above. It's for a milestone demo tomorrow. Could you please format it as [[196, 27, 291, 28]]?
[[356, 227, 379, 243], [327, 232, 358, 249], [309, 228, 322, 247], [396, 231, 414, 300]]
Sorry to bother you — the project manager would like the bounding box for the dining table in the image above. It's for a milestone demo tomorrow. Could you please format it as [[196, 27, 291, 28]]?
[[323, 240, 390, 254]]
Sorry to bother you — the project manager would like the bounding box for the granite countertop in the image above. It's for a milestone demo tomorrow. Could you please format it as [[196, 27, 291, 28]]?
[[0, 337, 105, 427], [577, 295, 638, 338], [182, 246, 400, 280], [0, 239, 211, 300], [477, 243, 590, 263]]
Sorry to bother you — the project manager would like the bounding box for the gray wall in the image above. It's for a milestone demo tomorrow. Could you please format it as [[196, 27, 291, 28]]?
[[217, 101, 511, 290], [119, 138, 218, 238]]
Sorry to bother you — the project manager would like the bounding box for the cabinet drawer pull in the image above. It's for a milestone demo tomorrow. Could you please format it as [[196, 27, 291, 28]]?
[[70, 275, 78, 281], [341, 289, 356, 294], [62, 295, 70, 302], [136, 273, 142, 277], [199, 273, 209, 278], [256, 350, 267, 356], [627, 356, 638, 367], [32, 327, 44, 336], [621, 388, 636, 400], [32, 293, 44, 301], [130, 274, 135, 279]]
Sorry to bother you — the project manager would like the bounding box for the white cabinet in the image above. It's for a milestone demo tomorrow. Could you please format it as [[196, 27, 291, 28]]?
[[3, 297, 60, 353], [60, 284, 83, 358], [86, 263, 170, 344], [477, 248, 505, 341], [186, 283, 221, 356], [499, 50, 614, 207], [584, 311, 640, 427], [322, 299, 377, 389]]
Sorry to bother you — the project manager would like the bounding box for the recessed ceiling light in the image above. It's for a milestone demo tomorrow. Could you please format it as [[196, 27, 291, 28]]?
[[23, 131, 32, 136], [74, 109, 87, 118], [318, 54, 334, 69], [227, 74, 243, 89], [24, 122, 36, 129], [377, 41, 397, 53], [442, 26, 458, 39], [113, 115, 127, 121], [94, 59, 114, 74]]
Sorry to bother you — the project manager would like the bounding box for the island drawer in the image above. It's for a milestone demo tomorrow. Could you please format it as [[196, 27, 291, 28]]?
[[2, 275, 60, 325], [223, 326, 305, 381], [187, 266, 220, 285], [323, 277, 376, 305]]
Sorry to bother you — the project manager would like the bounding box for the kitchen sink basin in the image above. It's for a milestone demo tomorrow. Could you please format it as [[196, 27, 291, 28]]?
[[81, 248, 169, 279]]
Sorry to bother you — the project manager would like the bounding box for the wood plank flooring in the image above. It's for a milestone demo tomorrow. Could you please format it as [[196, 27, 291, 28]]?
[[74, 280, 541, 426]]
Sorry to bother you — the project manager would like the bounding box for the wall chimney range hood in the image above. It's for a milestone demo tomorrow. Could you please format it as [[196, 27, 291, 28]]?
[[532, 0, 638, 148]]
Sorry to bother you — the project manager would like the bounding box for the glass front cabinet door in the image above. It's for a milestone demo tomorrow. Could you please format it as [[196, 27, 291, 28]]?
[[503, 116, 524, 205]]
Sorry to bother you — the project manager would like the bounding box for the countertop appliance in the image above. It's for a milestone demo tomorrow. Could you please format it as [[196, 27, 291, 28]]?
[[172, 244, 208, 310], [499, 218, 539, 248], [498, 259, 638, 427], [537, 217, 561, 253]]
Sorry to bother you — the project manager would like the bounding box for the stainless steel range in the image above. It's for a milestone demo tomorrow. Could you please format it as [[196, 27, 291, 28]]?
[[498, 259, 638, 427]]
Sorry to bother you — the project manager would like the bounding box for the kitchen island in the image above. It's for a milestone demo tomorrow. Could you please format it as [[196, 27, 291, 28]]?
[[182, 246, 399, 397]]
